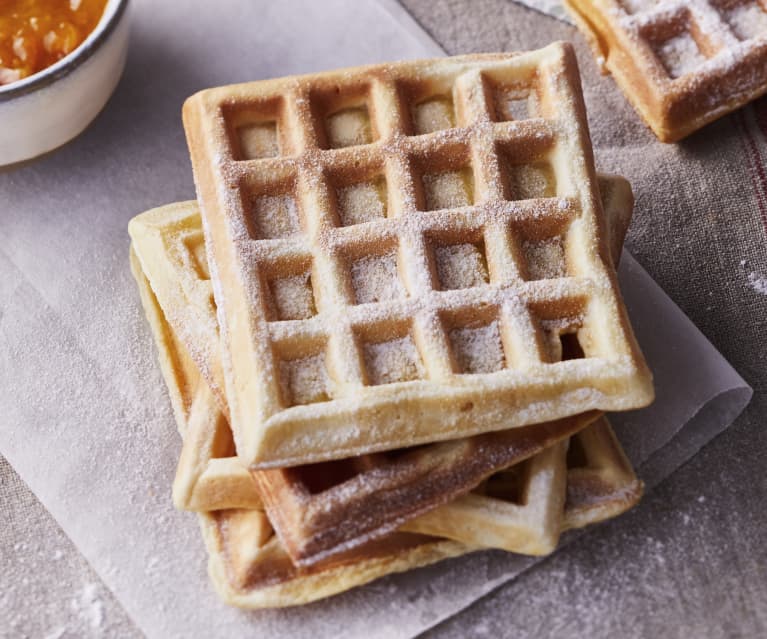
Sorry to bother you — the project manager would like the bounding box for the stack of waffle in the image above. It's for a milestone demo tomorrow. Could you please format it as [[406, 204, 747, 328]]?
[[128, 42, 654, 608]]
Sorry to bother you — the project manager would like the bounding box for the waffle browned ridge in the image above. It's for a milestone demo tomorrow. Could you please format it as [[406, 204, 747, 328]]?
[[402, 416, 642, 553], [254, 413, 596, 566], [564, 0, 767, 142], [182, 43, 653, 469]]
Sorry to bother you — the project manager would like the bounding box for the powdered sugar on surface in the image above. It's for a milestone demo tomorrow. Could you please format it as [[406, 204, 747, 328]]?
[[72, 583, 105, 630], [747, 271, 767, 295]]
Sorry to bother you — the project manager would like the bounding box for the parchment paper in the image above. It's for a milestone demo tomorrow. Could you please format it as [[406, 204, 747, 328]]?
[[0, 1, 751, 638]]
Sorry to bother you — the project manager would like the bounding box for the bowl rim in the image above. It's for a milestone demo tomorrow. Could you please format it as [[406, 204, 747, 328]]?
[[0, 0, 130, 102]]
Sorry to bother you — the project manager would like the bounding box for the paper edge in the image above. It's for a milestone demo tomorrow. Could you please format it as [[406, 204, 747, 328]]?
[[374, 0, 447, 57]]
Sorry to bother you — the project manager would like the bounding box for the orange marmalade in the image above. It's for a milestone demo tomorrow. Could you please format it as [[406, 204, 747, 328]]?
[[0, 0, 108, 86]]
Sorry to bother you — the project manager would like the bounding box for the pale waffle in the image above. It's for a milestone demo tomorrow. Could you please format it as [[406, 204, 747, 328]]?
[[130, 215, 642, 608], [128, 172, 634, 566], [564, 0, 767, 142], [182, 42, 654, 469], [401, 417, 643, 554]]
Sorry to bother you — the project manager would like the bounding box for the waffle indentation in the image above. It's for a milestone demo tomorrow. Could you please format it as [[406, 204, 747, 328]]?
[[363, 334, 424, 385], [326, 107, 372, 148], [422, 169, 474, 210], [279, 353, 331, 406], [412, 95, 456, 134], [237, 122, 279, 159], [433, 241, 489, 290], [566, 435, 590, 468], [484, 73, 541, 122], [223, 98, 286, 160], [337, 178, 387, 226], [502, 156, 557, 201], [249, 193, 302, 239], [185, 234, 210, 280], [449, 321, 505, 374], [350, 252, 404, 304], [717, 1, 767, 41], [292, 458, 360, 494], [522, 236, 567, 281], [655, 32, 707, 78], [484, 465, 527, 504], [537, 314, 587, 363], [268, 272, 317, 321]]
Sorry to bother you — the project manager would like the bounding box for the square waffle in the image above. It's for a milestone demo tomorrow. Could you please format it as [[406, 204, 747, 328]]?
[[131, 245, 641, 608], [182, 42, 654, 468], [128, 172, 634, 565], [564, 0, 767, 142]]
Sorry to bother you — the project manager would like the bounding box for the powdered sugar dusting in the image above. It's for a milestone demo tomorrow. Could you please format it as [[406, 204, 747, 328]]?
[[363, 335, 424, 384], [721, 2, 767, 42], [350, 252, 405, 303], [435, 243, 489, 290], [654, 32, 707, 79], [507, 161, 556, 200], [237, 122, 279, 160], [326, 107, 372, 148], [449, 321, 506, 373], [523, 237, 567, 280], [423, 170, 473, 209], [270, 273, 317, 320], [748, 271, 767, 295], [252, 193, 302, 239], [338, 180, 387, 226], [279, 353, 331, 405], [413, 96, 456, 134]]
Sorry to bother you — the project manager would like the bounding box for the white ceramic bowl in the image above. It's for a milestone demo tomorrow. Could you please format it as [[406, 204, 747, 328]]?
[[0, 0, 131, 167]]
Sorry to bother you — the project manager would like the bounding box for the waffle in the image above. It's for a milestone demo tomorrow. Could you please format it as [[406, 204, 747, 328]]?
[[182, 43, 654, 469], [564, 0, 767, 142], [402, 417, 642, 554], [128, 171, 634, 564], [130, 223, 642, 608]]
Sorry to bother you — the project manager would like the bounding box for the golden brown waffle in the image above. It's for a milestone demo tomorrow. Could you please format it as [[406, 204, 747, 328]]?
[[402, 417, 642, 554], [182, 43, 653, 469], [128, 171, 634, 565], [564, 0, 767, 142], [130, 227, 642, 608]]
